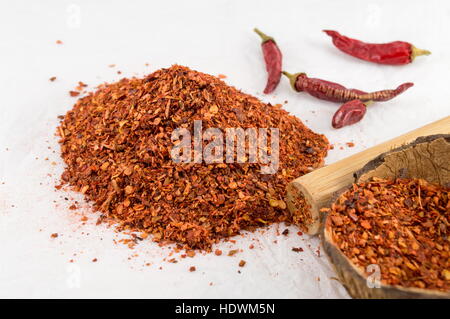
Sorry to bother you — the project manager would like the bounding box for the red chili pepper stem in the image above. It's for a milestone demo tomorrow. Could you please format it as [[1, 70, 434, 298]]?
[[254, 28, 274, 43], [411, 46, 431, 61], [282, 71, 305, 91]]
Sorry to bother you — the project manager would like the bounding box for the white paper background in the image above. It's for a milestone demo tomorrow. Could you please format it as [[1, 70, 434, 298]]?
[[0, 0, 449, 298]]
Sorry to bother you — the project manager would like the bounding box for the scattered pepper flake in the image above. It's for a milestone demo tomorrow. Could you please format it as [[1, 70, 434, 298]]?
[[346, 142, 355, 147], [228, 249, 239, 256]]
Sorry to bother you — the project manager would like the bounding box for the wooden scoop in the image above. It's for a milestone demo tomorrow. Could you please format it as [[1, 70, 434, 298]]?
[[323, 134, 450, 299], [286, 116, 450, 235]]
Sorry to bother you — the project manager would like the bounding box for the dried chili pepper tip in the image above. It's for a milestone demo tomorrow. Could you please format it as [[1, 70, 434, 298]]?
[[332, 100, 372, 129]]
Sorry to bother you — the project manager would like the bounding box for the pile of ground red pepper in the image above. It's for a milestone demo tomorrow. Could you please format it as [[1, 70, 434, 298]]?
[[58, 65, 329, 250]]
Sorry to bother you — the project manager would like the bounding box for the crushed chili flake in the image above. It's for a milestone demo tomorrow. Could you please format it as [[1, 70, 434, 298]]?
[[50, 76, 57, 82], [69, 91, 80, 97], [57, 65, 328, 250], [189, 266, 196, 272], [228, 249, 239, 256], [56, 40, 63, 45], [346, 142, 355, 147], [92, 258, 98, 262], [75, 81, 88, 91], [282, 229, 289, 236], [186, 250, 196, 258], [292, 247, 304, 253], [288, 185, 313, 232], [238, 260, 246, 267], [326, 178, 449, 292], [50, 233, 58, 238], [214, 249, 222, 256]]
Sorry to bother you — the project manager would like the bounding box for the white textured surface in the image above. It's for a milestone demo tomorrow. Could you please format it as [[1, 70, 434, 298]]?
[[0, 0, 449, 298]]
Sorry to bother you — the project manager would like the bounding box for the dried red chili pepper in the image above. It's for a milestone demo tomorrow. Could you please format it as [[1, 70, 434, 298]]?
[[254, 28, 282, 94], [282, 71, 413, 103], [332, 100, 372, 129], [57, 65, 329, 251], [323, 30, 431, 65]]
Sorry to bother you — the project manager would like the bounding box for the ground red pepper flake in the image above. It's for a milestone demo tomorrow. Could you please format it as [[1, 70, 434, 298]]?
[[215, 249, 222, 256], [326, 177, 449, 291], [75, 81, 88, 91], [92, 258, 98, 262], [239, 260, 246, 267], [217, 74, 227, 79], [69, 91, 80, 97], [282, 229, 289, 236], [292, 247, 304, 253], [346, 142, 355, 147], [57, 65, 328, 251], [50, 76, 56, 82], [228, 249, 239, 256], [50, 233, 58, 238], [186, 250, 196, 258], [56, 40, 63, 45], [189, 266, 196, 272]]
